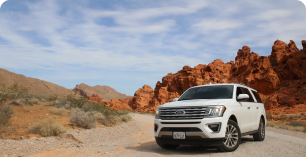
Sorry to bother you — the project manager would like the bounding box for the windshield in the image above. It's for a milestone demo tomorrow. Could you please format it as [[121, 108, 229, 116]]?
[[178, 85, 234, 101]]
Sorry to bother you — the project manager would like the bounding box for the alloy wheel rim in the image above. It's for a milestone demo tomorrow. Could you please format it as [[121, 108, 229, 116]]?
[[223, 124, 239, 148]]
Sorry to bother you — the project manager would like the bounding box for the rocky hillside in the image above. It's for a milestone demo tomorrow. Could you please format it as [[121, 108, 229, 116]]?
[[73, 83, 130, 101], [0, 68, 74, 97], [103, 40, 306, 113]]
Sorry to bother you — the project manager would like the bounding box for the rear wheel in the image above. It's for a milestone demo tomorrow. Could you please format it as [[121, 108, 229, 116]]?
[[217, 120, 241, 152], [253, 118, 265, 141]]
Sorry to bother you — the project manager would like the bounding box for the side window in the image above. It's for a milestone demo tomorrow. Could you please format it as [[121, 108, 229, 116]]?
[[241, 87, 255, 102], [236, 87, 245, 102], [251, 90, 262, 103], [236, 87, 243, 98]]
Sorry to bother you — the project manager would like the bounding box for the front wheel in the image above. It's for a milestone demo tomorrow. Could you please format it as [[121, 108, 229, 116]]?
[[217, 120, 241, 152], [253, 118, 265, 141]]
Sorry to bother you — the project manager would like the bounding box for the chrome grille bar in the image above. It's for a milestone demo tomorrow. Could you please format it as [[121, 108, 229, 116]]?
[[159, 107, 208, 120]]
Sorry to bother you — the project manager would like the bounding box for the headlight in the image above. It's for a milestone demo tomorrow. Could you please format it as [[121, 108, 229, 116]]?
[[206, 106, 226, 117], [155, 107, 161, 119]]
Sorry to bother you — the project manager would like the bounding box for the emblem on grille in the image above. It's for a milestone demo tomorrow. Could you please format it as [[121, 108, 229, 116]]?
[[175, 110, 185, 115]]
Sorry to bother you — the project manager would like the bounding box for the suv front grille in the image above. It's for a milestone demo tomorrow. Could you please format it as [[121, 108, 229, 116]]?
[[159, 107, 207, 120]]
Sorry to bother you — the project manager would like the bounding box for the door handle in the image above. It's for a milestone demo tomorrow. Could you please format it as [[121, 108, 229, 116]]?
[[256, 107, 259, 109], [247, 107, 250, 109]]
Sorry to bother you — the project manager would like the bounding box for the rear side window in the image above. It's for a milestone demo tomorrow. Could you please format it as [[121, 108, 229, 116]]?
[[251, 90, 262, 103], [236, 87, 255, 102]]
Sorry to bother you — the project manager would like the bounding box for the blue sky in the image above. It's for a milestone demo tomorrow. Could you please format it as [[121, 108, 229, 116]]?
[[0, 0, 305, 96]]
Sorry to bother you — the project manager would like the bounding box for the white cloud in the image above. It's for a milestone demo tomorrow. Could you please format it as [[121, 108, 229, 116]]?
[[0, 0, 306, 95], [192, 19, 243, 33]]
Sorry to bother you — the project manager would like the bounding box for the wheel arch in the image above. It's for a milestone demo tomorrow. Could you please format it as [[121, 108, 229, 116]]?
[[260, 115, 266, 125], [229, 115, 238, 124]]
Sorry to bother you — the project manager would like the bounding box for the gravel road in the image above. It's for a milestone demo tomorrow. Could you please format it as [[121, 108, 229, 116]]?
[[1, 113, 306, 157]]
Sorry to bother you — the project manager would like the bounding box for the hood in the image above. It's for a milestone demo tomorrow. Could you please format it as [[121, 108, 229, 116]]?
[[160, 99, 232, 108]]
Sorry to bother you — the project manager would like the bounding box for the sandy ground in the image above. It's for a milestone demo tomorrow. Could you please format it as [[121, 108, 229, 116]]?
[[1, 113, 306, 157]]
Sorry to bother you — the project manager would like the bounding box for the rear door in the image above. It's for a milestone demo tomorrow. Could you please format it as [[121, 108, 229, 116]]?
[[250, 90, 263, 130]]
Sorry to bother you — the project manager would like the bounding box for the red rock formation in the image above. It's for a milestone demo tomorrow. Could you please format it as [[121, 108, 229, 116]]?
[[87, 94, 105, 104], [129, 85, 154, 111], [104, 40, 306, 113], [103, 98, 133, 110]]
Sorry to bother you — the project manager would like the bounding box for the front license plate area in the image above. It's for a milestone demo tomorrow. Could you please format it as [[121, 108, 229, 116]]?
[[173, 132, 185, 139]]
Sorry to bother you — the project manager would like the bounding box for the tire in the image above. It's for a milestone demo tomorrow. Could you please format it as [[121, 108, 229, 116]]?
[[155, 139, 179, 149], [253, 118, 265, 141], [217, 120, 241, 152]]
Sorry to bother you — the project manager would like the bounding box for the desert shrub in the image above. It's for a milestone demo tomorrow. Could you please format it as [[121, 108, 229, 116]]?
[[24, 99, 33, 106], [100, 114, 132, 126], [266, 113, 272, 120], [10, 98, 39, 106], [273, 112, 279, 115], [67, 95, 87, 108], [93, 112, 105, 122], [101, 115, 121, 126], [289, 121, 306, 127], [0, 84, 28, 105], [69, 109, 96, 129], [301, 113, 305, 116], [267, 121, 305, 132], [28, 98, 40, 105], [52, 99, 67, 108], [120, 114, 132, 122], [64, 103, 70, 109], [280, 115, 288, 121], [289, 115, 299, 120], [0, 106, 13, 126], [47, 94, 58, 102], [29, 117, 66, 137], [49, 108, 66, 115], [81, 102, 129, 116], [9, 100, 25, 106]]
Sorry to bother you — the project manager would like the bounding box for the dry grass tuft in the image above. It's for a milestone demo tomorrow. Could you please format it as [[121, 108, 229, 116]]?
[[267, 121, 305, 132], [28, 98, 40, 105], [101, 114, 132, 126], [0, 106, 13, 127], [10, 100, 25, 106], [69, 109, 96, 129], [29, 117, 66, 137], [49, 108, 66, 115]]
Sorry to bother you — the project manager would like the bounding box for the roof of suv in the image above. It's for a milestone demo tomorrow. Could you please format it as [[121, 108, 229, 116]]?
[[190, 83, 257, 92]]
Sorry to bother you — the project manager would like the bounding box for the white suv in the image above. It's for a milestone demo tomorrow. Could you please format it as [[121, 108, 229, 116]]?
[[154, 83, 266, 152]]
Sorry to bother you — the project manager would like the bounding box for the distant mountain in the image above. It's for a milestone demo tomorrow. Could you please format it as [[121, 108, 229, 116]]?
[[0, 68, 74, 97], [73, 83, 130, 101]]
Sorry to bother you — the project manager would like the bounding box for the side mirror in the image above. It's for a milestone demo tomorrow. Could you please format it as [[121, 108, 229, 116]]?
[[173, 98, 179, 102], [237, 94, 249, 101]]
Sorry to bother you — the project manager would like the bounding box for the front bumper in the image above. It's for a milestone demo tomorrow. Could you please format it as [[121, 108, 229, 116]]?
[[155, 137, 224, 146], [154, 117, 228, 145]]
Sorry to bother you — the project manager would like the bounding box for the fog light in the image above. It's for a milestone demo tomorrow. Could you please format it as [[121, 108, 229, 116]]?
[[154, 124, 158, 132], [208, 123, 221, 132]]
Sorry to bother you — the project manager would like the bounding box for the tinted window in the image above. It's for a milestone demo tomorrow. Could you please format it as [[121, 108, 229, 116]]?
[[236, 87, 243, 97], [178, 85, 233, 100], [251, 90, 262, 103], [241, 87, 255, 102]]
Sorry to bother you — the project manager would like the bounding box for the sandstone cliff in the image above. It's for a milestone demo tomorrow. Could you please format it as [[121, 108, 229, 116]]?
[[102, 40, 306, 113]]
